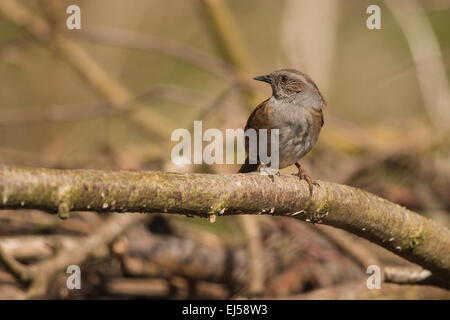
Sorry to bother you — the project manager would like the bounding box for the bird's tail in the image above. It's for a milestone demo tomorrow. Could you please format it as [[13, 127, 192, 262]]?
[[238, 157, 259, 173]]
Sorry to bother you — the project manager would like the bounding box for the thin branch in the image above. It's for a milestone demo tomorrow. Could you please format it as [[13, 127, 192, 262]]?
[[0, 243, 31, 283], [281, 0, 340, 94], [105, 278, 170, 298], [199, 0, 257, 107], [122, 220, 361, 293], [384, 266, 448, 289], [78, 26, 236, 81], [386, 0, 450, 131], [200, 0, 252, 73], [0, 165, 449, 286], [0, 85, 223, 126], [315, 225, 380, 269], [0, 102, 114, 126], [282, 281, 450, 300], [238, 215, 265, 296], [0, 211, 146, 298], [0, 0, 171, 139]]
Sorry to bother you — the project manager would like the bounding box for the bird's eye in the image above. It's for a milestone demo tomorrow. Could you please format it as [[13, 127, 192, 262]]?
[[281, 75, 288, 83]]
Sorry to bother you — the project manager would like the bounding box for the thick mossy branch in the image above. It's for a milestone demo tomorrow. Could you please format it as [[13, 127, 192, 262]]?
[[0, 165, 449, 284]]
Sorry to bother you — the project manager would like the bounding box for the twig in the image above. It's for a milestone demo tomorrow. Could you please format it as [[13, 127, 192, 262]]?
[[280, 281, 450, 300], [123, 221, 360, 292], [199, 0, 257, 107], [106, 278, 170, 297], [191, 83, 238, 123], [384, 266, 448, 289], [200, 0, 253, 73], [0, 243, 31, 283], [0, 211, 146, 298], [314, 225, 380, 269], [281, 0, 339, 94], [386, 0, 450, 131], [78, 26, 236, 80], [0, 0, 171, 139], [0, 85, 223, 127], [238, 215, 265, 296]]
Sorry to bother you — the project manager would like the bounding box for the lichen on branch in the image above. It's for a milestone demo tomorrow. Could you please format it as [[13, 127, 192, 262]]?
[[0, 165, 449, 285]]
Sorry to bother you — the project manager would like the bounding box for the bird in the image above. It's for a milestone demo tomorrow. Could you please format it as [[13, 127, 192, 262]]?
[[238, 69, 325, 193]]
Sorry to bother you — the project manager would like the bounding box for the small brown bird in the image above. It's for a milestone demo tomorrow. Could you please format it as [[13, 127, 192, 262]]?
[[238, 69, 325, 192]]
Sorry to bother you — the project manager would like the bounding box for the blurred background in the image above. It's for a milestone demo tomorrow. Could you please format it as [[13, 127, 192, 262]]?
[[0, 0, 449, 299]]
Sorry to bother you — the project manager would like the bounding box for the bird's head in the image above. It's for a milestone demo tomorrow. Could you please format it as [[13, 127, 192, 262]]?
[[254, 69, 325, 105]]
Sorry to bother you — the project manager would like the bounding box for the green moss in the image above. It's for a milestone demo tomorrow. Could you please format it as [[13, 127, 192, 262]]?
[[408, 233, 425, 249], [315, 202, 330, 216], [209, 199, 228, 215], [310, 201, 331, 223]]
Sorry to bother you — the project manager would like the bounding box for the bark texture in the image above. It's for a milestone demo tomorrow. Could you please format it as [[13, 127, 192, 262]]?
[[0, 165, 449, 284]]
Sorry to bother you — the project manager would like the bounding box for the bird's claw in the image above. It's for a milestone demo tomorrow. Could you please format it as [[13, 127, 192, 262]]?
[[292, 164, 317, 195], [292, 173, 314, 194]]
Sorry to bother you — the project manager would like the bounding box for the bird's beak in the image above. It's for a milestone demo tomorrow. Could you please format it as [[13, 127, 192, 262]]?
[[253, 74, 272, 84]]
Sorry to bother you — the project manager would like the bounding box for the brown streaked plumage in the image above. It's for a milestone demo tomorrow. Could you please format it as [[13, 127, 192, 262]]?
[[238, 69, 325, 193]]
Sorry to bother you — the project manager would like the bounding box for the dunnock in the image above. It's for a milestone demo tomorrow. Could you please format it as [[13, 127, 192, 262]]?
[[238, 69, 325, 192]]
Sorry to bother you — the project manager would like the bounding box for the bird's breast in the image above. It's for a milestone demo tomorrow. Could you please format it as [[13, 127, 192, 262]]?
[[246, 97, 322, 169], [270, 105, 321, 168]]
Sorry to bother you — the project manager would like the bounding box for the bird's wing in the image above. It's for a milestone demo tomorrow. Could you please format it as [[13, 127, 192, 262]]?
[[239, 98, 271, 172], [245, 98, 271, 131], [319, 108, 324, 127], [308, 106, 324, 139]]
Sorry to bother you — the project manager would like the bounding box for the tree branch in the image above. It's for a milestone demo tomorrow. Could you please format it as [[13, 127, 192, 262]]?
[[0, 0, 171, 139], [78, 26, 236, 81], [0, 165, 449, 285], [283, 281, 450, 300], [0, 211, 146, 298], [384, 266, 448, 289]]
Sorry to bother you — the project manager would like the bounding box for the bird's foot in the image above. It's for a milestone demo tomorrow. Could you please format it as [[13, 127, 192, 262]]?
[[259, 162, 279, 181], [293, 162, 318, 195]]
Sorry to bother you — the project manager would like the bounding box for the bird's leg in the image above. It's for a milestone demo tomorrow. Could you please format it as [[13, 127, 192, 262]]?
[[259, 161, 278, 181], [294, 162, 318, 194]]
